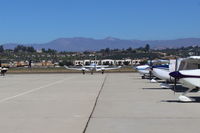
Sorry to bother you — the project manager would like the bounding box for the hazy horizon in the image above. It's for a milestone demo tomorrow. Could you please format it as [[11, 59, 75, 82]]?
[[3, 36, 200, 45]]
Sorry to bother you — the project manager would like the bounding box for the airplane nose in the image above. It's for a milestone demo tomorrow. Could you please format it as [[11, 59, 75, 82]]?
[[169, 71, 183, 79]]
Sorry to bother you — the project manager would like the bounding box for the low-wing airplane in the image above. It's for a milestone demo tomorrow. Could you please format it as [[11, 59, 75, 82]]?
[[0, 67, 8, 76], [169, 56, 200, 102], [64, 63, 121, 74]]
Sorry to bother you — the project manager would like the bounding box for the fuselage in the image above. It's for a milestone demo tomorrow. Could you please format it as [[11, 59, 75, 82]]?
[[169, 56, 200, 89], [178, 69, 200, 89], [152, 68, 172, 81], [135, 65, 150, 75]]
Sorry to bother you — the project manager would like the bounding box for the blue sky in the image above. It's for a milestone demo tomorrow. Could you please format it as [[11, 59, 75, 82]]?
[[0, 0, 200, 43]]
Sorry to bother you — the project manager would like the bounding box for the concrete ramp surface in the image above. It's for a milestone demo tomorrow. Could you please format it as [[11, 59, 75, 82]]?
[[0, 73, 200, 133]]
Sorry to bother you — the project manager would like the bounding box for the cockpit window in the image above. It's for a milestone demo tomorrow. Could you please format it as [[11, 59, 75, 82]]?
[[198, 64, 200, 69], [179, 59, 200, 70]]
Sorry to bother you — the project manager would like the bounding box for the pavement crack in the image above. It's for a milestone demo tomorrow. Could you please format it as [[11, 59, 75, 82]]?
[[82, 74, 108, 133]]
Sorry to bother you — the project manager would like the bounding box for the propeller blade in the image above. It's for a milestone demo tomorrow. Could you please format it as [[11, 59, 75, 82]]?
[[149, 61, 152, 80], [149, 69, 152, 80], [173, 58, 178, 94], [173, 78, 177, 94]]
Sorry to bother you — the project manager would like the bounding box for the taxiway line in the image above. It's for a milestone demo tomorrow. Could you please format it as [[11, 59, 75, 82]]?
[[0, 76, 76, 104]]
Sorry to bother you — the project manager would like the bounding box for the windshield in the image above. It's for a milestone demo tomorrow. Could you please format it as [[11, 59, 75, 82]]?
[[179, 59, 200, 70]]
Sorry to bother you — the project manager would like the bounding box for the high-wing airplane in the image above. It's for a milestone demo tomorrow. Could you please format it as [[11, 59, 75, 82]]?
[[64, 63, 121, 74], [135, 65, 150, 79], [169, 56, 200, 102], [135, 59, 169, 79], [151, 59, 183, 88]]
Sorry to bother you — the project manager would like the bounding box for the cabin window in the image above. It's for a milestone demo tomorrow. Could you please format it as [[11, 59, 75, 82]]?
[[179, 59, 200, 70], [198, 64, 200, 69]]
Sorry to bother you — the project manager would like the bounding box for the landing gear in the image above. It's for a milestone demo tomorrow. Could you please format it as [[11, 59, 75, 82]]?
[[178, 88, 197, 102], [82, 70, 85, 75], [179, 95, 194, 102], [91, 70, 94, 75], [160, 83, 171, 89], [1, 68, 7, 76], [101, 70, 105, 74], [150, 78, 157, 83], [160, 81, 172, 89]]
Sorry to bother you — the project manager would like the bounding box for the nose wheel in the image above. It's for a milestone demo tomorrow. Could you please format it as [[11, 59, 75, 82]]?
[[82, 70, 85, 74], [101, 70, 104, 74], [178, 88, 194, 102], [179, 95, 194, 102]]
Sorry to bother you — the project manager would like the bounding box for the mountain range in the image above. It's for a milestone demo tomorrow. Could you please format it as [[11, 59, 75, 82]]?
[[3, 37, 200, 51]]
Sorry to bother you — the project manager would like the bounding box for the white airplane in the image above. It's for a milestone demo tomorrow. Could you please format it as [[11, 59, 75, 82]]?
[[0, 67, 8, 76], [151, 64, 169, 83], [151, 59, 183, 88], [169, 56, 200, 102], [64, 63, 121, 74], [135, 59, 169, 80], [135, 65, 150, 79]]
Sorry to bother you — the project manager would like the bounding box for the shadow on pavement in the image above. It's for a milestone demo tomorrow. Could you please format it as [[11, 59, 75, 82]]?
[[161, 97, 200, 103]]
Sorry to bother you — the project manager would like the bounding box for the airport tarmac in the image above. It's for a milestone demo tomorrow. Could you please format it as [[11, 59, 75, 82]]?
[[0, 73, 200, 133]]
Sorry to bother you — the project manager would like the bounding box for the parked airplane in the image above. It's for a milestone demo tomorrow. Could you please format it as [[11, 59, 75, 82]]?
[[150, 64, 169, 83], [0, 67, 8, 76], [64, 63, 121, 74], [151, 59, 183, 88], [135, 59, 169, 80], [135, 65, 150, 79], [169, 56, 200, 102]]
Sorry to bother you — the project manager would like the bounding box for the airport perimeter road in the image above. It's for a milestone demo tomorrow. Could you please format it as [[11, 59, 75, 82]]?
[[85, 73, 200, 133], [0, 74, 106, 133]]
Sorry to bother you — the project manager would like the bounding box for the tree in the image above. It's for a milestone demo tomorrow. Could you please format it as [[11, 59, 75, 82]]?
[[126, 47, 132, 52], [105, 48, 110, 54], [41, 48, 46, 53], [0, 45, 4, 53], [27, 46, 36, 52], [59, 60, 73, 66], [144, 44, 150, 53], [123, 61, 130, 66], [14, 45, 35, 52], [47, 49, 57, 54]]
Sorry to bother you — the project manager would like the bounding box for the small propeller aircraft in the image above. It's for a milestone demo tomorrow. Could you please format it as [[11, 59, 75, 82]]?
[[169, 56, 200, 102], [135, 59, 169, 80], [134, 65, 150, 79], [64, 63, 121, 74], [151, 59, 184, 88], [0, 67, 8, 76]]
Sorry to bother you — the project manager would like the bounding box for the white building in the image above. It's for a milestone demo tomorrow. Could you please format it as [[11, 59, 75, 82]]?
[[132, 59, 141, 65], [74, 60, 84, 66], [101, 59, 115, 65], [73, 59, 142, 66], [90, 60, 101, 65], [115, 60, 124, 65]]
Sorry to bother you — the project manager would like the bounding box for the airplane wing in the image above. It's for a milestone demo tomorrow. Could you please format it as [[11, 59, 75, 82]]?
[[95, 65, 109, 68], [96, 66, 122, 71], [64, 66, 90, 71]]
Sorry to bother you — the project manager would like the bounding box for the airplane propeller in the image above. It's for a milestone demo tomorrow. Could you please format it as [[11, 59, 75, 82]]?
[[173, 57, 178, 94], [149, 59, 153, 81]]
